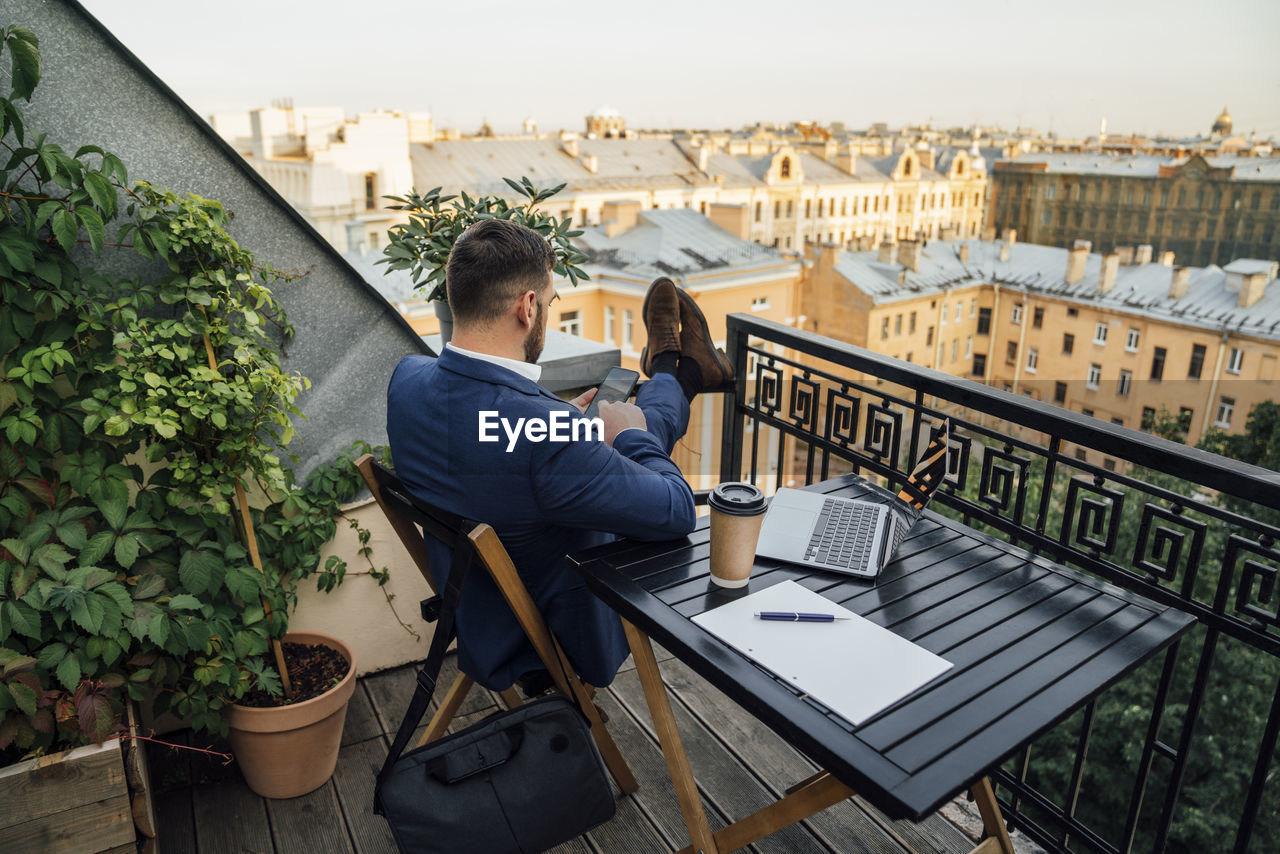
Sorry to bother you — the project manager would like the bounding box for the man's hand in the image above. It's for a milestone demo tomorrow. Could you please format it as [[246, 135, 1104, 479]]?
[[568, 387, 597, 414], [597, 400, 646, 447]]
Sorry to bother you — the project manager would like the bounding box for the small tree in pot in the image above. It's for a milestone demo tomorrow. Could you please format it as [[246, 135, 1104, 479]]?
[[378, 178, 590, 343]]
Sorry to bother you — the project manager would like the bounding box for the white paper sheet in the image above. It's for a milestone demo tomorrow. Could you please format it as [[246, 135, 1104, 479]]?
[[691, 580, 953, 727]]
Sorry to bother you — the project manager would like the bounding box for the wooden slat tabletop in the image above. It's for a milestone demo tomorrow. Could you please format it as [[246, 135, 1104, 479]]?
[[569, 473, 1195, 821]]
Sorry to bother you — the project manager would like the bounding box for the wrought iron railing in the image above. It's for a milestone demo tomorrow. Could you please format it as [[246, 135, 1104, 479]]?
[[718, 313, 1280, 854]]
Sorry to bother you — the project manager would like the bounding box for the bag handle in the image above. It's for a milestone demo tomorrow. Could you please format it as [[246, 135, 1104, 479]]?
[[374, 517, 478, 812]]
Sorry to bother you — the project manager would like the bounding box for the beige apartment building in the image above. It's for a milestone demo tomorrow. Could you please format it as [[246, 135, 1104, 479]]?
[[408, 137, 988, 253], [989, 152, 1280, 268], [802, 235, 1280, 468]]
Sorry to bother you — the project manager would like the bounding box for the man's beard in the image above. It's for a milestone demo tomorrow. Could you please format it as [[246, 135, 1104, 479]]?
[[523, 296, 546, 364]]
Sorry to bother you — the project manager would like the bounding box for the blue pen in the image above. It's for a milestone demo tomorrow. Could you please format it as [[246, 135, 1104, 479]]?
[[755, 611, 851, 622]]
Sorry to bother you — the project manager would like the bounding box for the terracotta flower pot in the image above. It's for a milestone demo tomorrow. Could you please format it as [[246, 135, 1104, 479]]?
[[226, 630, 357, 799]]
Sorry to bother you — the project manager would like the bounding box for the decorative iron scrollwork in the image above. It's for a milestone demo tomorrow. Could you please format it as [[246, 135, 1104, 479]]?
[[863, 401, 901, 469], [1133, 503, 1206, 585], [1061, 476, 1125, 554]]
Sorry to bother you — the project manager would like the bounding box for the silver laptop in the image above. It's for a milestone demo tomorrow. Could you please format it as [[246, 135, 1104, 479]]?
[[755, 421, 952, 579]]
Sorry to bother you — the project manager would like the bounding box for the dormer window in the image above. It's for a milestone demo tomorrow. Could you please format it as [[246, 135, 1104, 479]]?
[[780, 157, 792, 179], [956, 160, 965, 177], [903, 157, 913, 177]]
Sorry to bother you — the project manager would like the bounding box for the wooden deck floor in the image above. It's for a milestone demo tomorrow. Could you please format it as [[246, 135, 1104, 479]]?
[[148, 648, 976, 854]]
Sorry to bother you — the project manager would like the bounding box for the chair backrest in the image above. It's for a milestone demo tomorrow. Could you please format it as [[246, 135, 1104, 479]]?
[[353, 454, 582, 696]]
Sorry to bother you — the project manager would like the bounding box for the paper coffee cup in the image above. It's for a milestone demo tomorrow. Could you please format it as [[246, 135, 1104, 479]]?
[[707, 482, 767, 588]]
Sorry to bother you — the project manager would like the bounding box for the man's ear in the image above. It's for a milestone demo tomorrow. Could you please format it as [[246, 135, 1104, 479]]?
[[516, 290, 537, 329]]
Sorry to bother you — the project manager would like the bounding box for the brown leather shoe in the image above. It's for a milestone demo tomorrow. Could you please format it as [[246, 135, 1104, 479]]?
[[676, 287, 733, 390], [639, 277, 680, 377]]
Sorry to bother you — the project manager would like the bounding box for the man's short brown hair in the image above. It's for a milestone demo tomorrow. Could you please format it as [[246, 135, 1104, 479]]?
[[445, 218, 554, 325]]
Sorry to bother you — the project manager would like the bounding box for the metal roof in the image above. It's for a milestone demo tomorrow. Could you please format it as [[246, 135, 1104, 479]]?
[[995, 152, 1280, 182], [576, 209, 794, 282], [834, 239, 1280, 341]]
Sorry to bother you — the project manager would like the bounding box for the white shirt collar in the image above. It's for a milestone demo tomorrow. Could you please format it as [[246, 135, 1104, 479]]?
[[445, 342, 543, 383]]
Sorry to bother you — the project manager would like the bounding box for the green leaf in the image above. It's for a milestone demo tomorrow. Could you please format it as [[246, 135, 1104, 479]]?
[[178, 549, 219, 595], [168, 593, 202, 611], [69, 591, 105, 633], [8, 680, 36, 716], [76, 690, 116, 742], [76, 207, 105, 253], [79, 530, 114, 566], [84, 171, 116, 217], [113, 533, 140, 569], [7, 29, 41, 103], [3, 601, 40, 639], [55, 653, 80, 692], [147, 613, 169, 647], [51, 208, 77, 253], [132, 573, 165, 600], [96, 494, 127, 532]]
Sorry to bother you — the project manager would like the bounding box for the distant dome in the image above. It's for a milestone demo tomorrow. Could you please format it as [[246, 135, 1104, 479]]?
[[1212, 106, 1232, 136], [591, 105, 620, 119]]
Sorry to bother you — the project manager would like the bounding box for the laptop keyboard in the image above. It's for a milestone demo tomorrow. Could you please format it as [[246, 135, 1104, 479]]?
[[805, 498, 879, 572]]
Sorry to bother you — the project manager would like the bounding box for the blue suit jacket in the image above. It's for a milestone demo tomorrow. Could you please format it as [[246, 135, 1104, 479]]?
[[386, 349, 696, 690]]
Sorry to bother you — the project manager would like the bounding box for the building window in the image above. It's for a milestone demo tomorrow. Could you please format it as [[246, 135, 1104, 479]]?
[[970, 298, 977, 318], [1151, 347, 1166, 381], [881, 317, 890, 340], [906, 352, 913, 362], [1093, 322, 1108, 345], [1215, 396, 1235, 428], [780, 157, 791, 179], [909, 311, 917, 334], [751, 296, 770, 311], [1063, 333, 1075, 355], [1011, 303, 1024, 324], [1123, 328, 1139, 352], [977, 308, 992, 335], [953, 302, 961, 322], [1103, 458, 1117, 472], [603, 306, 615, 345], [623, 309, 634, 351], [1006, 341, 1018, 364], [1141, 407, 1156, 430], [973, 353, 987, 375], [1117, 369, 1132, 397], [1067, 307, 1078, 318], [895, 314, 903, 335], [1082, 408, 1094, 418], [1087, 363, 1102, 390], [559, 310, 582, 336], [364, 172, 377, 210], [805, 199, 812, 218], [1188, 343, 1206, 379], [774, 201, 782, 219], [926, 326, 934, 346], [1032, 307, 1044, 328], [1179, 407, 1194, 432], [786, 201, 794, 218], [1075, 448, 1089, 461], [1026, 347, 1038, 373], [1054, 381, 1067, 404], [965, 336, 973, 358], [952, 338, 959, 362], [1227, 347, 1243, 374], [1046, 184, 1057, 200], [754, 202, 762, 222]]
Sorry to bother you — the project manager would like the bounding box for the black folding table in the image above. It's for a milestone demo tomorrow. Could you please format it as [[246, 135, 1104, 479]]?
[[568, 474, 1195, 854]]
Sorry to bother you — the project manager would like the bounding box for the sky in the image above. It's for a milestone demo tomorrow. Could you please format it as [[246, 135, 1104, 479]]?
[[79, 0, 1280, 140]]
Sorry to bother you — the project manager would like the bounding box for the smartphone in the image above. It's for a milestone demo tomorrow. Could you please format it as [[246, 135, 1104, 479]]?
[[583, 367, 640, 420]]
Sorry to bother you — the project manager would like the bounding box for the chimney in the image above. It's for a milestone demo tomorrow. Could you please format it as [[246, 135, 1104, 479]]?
[[877, 241, 897, 264], [1239, 269, 1276, 308], [1168, 266, 1191, 299], [697, 145, 710, 172], [601, 199, 641, 236], [834, 150, 858, 174], [1065, 240, 1091, 284], [1098, 251, 1120, 293], [582, 154, 598, 174], [1115, 245, 1135, 265], [958, 243, 970, 263], [707, 202, 750, 240], [998, 243, 1010, 262], [561, 136, 579, 158], [1134, 244, 1153, 264], [898, 239, 921, 272], [1160, 250, 1175, 266], [1003, 228, 1017, 246]]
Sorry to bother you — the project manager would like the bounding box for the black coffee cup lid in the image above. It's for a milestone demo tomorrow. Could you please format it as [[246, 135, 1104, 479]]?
[[707, 482, 766, 516]]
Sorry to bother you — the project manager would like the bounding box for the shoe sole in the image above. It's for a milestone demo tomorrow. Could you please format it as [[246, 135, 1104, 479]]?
[[641, 277, 677, 377], [676, 287, 734, 384]]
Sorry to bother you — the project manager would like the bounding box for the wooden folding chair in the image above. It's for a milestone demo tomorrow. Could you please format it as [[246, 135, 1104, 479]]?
[[354, 454, 639, 795]]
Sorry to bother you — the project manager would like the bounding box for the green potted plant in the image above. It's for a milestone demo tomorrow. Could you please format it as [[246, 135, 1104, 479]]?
[[0, 26, 381, 808], [379, 178, 590, 344]]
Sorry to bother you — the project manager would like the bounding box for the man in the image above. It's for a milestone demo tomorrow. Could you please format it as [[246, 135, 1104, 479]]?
[[386, 217, 732, 693]]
